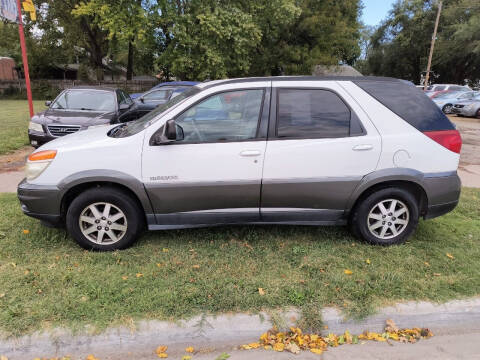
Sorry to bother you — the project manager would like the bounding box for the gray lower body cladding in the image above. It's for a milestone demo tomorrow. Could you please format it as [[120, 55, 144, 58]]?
[[18, 170, 461, 229]]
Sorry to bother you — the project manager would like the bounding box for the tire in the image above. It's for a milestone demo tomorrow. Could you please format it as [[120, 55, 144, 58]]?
[[476, 108, 480, 119], [66, 186, 144, 251], [442, 104, 453, 114], [350, 187, 419, 246]]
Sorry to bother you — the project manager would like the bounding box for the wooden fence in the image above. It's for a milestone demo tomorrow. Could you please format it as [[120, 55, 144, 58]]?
[[0, 79, 159, 94]]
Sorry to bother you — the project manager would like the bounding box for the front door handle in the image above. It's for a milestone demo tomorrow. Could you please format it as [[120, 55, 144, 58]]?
[[240, 150, 261, 157], [352, 144, 373, 151]]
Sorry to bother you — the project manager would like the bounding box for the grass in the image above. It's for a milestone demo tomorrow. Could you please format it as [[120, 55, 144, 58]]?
[[0, 100, 46, 155], [0, 189, 479, 337]]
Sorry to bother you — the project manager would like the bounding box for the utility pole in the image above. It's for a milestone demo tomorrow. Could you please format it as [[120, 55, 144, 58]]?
[[424, 0, 442, 90]]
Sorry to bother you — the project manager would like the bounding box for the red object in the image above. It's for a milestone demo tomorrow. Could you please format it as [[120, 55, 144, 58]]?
[[16, 0, 34, 118], [423, 130, 462, 154]]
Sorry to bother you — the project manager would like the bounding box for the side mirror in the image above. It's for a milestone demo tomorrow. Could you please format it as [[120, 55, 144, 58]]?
[[150, 120, 184, 145], [119, 103, 131, 111], [45, 100, 51, 107], [139, 98, 145, 103]]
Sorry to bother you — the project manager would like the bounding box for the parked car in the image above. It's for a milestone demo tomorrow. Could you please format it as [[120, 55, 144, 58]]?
[[28, 87, 139, 147], [129, 81, 199, 99], [433, 91, 478, 113], [424, 84, 471, 99], [18, 76, 462, 250], [451, 94, 480, 118]]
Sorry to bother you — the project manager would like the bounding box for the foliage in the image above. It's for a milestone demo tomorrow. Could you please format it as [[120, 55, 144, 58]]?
[[0, 188, 479, 336], [363, 0, 480, 84]]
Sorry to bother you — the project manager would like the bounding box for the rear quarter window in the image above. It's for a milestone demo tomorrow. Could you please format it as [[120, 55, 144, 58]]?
[[354, 80, 455, 131]]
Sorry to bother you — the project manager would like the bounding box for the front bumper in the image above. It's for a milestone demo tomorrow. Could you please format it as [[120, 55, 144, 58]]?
[[17, 178, 63, 226], [451, 107, 477, 117], [423, 172, 461, 220], [28, 130, 56, 147]]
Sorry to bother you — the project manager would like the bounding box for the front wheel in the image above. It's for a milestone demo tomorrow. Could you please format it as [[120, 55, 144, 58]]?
[[66, 187, 144, 250], [350, 188, 419, 246], [442, 104, 453, 114]]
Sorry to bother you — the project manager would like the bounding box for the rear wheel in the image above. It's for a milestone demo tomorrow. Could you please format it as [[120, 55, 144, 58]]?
[[476, 108, 480, 119], [66, 187, 144, 250], [350, 187, 419, 246]]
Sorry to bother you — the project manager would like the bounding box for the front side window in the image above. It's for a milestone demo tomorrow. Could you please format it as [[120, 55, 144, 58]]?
[[175, 89, 264, 143], [276, 89, 350, 138], [51, 90, 116, 112]]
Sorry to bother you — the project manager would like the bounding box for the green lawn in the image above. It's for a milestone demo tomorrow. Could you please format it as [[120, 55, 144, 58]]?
[[0, 189, 479, 337], [0, 100, 46, 155]]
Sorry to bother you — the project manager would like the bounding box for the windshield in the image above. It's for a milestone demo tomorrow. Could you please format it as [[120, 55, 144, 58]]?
[[110, 86, 201, 138], [51, 90, 116, 111]]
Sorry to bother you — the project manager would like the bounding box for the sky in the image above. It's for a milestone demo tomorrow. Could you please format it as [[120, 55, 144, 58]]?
[[361, 0, 396, 26]]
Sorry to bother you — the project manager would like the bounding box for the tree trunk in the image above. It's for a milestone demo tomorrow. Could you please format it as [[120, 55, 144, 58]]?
[[127, 38, 134, 80]]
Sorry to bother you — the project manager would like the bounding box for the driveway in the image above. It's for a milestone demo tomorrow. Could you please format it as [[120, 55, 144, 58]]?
[[0, 117, 479, 193]]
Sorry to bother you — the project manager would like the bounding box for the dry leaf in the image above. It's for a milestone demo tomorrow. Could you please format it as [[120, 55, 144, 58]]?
[[424, 262, 430, 266], [157, 354, 168, 359], [385, 319, 399, 333], [310, 348, 323, 355], [181, 356, 191, 360], [273, 342, 285, 352], [365, 259, 371, 264], [185, 346, 194, 353], [192, 265, 200, 269], [286, 342, 300, 354], [22, 229, 30, 234], [86, 355, 99, 360], [446, 253, 454, 259], [122, 276, 128, 280], [433, 273, 441, 276], [156, 345, 168, 355], [156, 263, 163, 267], [344, 269, 353, 275], [162, 248, 169, 253], [258, 288, 266, 296], [136, 273, 144, 278]]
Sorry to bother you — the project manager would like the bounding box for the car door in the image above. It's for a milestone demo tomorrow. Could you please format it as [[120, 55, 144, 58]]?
[[142, 84, 270, 226], [260, 81, 381, 223]]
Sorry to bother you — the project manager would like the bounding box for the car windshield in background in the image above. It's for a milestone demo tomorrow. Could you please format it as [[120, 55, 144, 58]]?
[[110, 86, 201, 138], [51, 90, 116, 112]]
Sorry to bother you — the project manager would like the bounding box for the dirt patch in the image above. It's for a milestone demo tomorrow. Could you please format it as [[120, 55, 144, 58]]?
[[0, 146, 33, 172]]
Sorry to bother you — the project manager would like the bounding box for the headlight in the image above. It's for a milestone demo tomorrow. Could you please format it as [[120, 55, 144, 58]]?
[[88, 124, 110, 129], [25, 150, 57, 181], [28, 121, 44, 132]]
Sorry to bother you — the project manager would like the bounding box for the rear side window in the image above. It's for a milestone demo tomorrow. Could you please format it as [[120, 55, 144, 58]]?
[[276, 89, 355, 138], [354, 80, 455, 131]]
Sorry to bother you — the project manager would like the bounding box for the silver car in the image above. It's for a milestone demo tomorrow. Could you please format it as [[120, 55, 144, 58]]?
[[451, 94, 480, 118]]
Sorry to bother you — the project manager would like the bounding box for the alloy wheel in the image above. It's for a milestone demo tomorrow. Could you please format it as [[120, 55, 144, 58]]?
[[79, 202, 128, 244], [367, 199, 410, 240]]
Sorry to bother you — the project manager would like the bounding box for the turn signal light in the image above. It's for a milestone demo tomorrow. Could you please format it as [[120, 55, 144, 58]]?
[[28, 150, 57, 161]]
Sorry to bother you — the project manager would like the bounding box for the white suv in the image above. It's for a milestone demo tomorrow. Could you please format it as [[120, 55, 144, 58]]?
[[18, 76, 462, 250]]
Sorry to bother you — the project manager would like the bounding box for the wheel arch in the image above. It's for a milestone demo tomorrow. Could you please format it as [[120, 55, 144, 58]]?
[[347, 169, 429, 219], [58, 170, 154, 221]]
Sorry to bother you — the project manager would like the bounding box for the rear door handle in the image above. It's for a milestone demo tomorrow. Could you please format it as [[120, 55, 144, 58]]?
[[352, 144, 373, 151], [240, 150, 261, 157]]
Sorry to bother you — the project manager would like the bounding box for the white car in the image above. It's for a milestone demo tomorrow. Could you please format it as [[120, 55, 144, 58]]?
[[18, 76, 462, 250]]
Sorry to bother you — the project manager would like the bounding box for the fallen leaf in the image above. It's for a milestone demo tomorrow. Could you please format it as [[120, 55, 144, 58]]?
[[285, 342, 300, 354], [157, 354, 168, 359], [22, 229, 30, 234], [258, 288, 265, 296], [344, 269, 353, 275], [162, 248, 169, 253], [385, 319, 399, 333], [273, 342, 285, 352], [122, 276, 128, 280], [136, 273, 144, 278], [0, 355, 8, 360], [156, 263, 163, 267], [192, 264, 200, 269], [446, 253, 454, 259], [156, 345, 168, 355], [86, 355, 99, 360], [185, 346, 194, 353], [424, 262, 430, 267], [433, 273, 441, 276], [310, 348, 323, 355], [365, 259, 371, 264], [0, 293, 5, 298], [181, 356, 191, 360]]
